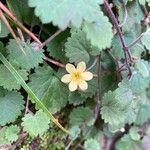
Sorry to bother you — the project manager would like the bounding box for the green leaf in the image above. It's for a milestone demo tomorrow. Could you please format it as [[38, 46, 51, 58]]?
[[22, 110, 50, 137], [135, 105, 150, 125], [112, 33, 144, 60], [47, 30, 68, 63], [7, 0, 39, 25], [129, 127, 140, 141], [7, 39, 44, 70], [5, 125, 20, 142], [0, 20, 10, 38], [68, 91, 86, 106], [0, 128, 10, 146], [135, 60, 149, 78], [0, 64, 28, 90], [139, 0, 150, 6], [84, 138, 101, 150], [69, 126, 81, 140], [141, 28, 150, 51], [69, 107, 95, 127], [100, 91, 128, 126], [83, 12, 113, 50], [65, 29, 99, 64], [0, 89, 24, 126], [119, 73, 149, 94], [116, 135, 142, 150], [118, 0, 144, 32], [28, 0, 102, 29], [28, 65, 69, 113]]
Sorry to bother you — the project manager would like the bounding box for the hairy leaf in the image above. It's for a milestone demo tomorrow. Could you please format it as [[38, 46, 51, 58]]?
[[28, 65, 69, 113], [83, 12, 113, 50], [69, 107, 95, 127], [100, 91, 128, 126], [65, 29, 99, 64], [7, 39, 44, 70], [5, 125, 20, 142], [84, 138, 101, 150], [28, 0, 103, 29], [22, 110, 50, 137], [0, 89, 24, 126], [0, 64, 28, 90]]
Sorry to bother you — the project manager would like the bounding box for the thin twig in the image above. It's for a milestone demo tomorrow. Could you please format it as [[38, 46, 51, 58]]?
[[86, 56, 99, 71], [94, 55, 101, 119], [0, 9, 26, 54], [119, 4, 128, 27], [40, 29, 62, 48], [44, 56, 65, 68], [127, 34, 143, 49], [104, 0, 132, 77], [65, 139, 74, 150], [0, 2, 42, 46]]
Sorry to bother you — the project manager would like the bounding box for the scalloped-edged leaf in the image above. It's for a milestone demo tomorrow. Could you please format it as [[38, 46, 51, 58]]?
[[68, 91, 86, 106], [119, 73, 149, 94], [5, 125, 20, 142], [141, 28, 150, 51], [116, 135, 142, 150], [135, 60, 149, 78], [28, 0, 103, 29], [69, 107, 95, 127], [0, 128, 10, 146], [0, 89, 24, 126], [0, 64, 28, 90], [28, 65, 69, 113], [83, 12, 113, 50], [129, 126, 140, 141], [84, 138, 101, 150], [65, 29, 99, 64], [7, 39, 44, 70], [22, 110, 50, 137], [100, 91, 128, 126], [135, 105, 150, 125], [118, 0, 144, 32]]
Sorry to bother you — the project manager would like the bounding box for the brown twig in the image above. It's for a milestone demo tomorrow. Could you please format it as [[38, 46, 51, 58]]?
[[0, 9, 26, 54], [44, 56, 65, 68], [104, 0, 132, 77], [0, 2, 42, 46], [40, 29, 62, 48]]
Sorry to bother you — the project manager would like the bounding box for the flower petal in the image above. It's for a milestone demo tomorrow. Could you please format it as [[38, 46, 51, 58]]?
[[66, 63, 76, 73], [77, 62, 86, 72], [79, 81, 88, 91], [82, 72, 93, 81], [61, 74, 71, 83], [69, 81, 78, 92]]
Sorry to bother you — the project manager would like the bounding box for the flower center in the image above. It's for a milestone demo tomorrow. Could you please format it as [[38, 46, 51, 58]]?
[[72, 72, 82, 81]]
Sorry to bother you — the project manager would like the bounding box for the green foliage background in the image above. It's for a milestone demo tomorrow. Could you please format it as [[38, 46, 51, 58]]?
[[0, 0, 149, 149]]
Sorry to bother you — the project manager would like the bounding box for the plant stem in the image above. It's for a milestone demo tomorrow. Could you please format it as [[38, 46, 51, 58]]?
[[44, 56, 65, 68], [40, 29, 62, 48], [94, 55, 101, 119], [104, 0, 132, 77], [127, 34, 143, 49], [0, 2, 42, 46]]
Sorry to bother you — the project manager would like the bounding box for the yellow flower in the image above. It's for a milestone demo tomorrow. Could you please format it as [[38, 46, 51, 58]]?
[[61, 62, 93, 92]]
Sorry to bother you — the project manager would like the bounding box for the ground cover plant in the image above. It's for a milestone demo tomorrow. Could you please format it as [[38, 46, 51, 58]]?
[[0, 0, 150, 149]]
